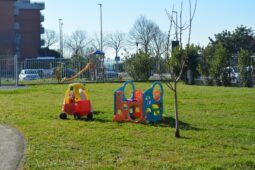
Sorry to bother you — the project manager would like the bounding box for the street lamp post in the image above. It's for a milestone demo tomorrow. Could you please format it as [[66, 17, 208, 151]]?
[[98, 4, 103, 52], [98, 3, 105, 81], [58, 19, 63, 59]]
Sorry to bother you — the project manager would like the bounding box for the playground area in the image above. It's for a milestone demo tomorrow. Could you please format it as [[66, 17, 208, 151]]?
[[0, 53, 128, 87], [0, 83, 254, 169]]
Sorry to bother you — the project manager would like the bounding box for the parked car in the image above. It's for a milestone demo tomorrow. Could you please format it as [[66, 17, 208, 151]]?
[[223, 67, 240, 84], [36, 69, 54, 78], [105, 70, 119, 79], [19, 69, 40, 81], [246, 66, 254, 72]]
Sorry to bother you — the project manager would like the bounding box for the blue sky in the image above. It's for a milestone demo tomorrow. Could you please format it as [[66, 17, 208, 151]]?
[[32, 0, 255, 54]]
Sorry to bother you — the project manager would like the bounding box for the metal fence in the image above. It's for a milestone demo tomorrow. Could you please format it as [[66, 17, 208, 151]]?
[[0, 57, 130, 86], [0, 57, 18, 86]]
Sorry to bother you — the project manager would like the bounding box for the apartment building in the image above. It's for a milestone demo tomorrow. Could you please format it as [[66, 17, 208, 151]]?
[[0, 0, 44, 59]]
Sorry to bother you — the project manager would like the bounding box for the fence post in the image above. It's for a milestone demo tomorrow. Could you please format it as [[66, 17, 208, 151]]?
[[0, 60, 1, 86], [14, 54, 19, 87]]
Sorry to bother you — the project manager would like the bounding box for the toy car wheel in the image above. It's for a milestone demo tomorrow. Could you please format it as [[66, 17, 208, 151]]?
[[59, 113, 67, 119], [87, 112, 93, 120]]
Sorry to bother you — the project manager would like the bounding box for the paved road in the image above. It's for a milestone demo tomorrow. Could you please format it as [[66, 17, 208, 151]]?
[[0, 125, 25, 170]]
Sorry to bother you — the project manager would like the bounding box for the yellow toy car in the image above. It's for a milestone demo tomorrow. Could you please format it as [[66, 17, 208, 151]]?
[[59, 83, 93, 120]]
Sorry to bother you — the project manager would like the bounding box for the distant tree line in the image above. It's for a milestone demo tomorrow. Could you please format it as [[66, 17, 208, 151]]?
[[200, 25, 255, 87], [41, 17, 255, 87], [126, 19, 255, 88]]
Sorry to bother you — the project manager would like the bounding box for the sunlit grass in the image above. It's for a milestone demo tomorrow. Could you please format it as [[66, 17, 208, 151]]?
[[0, 83, 254, 169]]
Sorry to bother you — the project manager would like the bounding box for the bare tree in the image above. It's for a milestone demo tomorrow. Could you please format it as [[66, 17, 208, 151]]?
[[129, 16, 160, 54], [105, 32, 126, 57], [91, 33, 107, 52], [44, 29, 58, 48], [151, 29, 167, 73], [163, 0, 197, 138], [165, 5, 175, 59], [65, 30, 91, 56]]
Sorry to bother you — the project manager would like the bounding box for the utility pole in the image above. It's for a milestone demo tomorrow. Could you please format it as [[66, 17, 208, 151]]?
[[58, 19, 63, 58]]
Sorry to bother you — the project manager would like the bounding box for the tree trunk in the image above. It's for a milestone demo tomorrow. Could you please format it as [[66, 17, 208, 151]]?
[[115, 49, 118, 58], [115, 49, 118, 72], [174, 82, 180, 138]]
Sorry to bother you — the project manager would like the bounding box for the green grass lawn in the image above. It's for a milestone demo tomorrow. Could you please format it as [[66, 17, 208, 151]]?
[[0, 83, 254, 169]]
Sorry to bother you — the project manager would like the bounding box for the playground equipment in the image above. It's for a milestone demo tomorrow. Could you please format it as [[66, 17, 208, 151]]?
[[113, 81, 164, 123], [61, 63, 93, 82], [88, 50, 105, 81], [59, 83, 93, 120], [61, 50, 105, 82]]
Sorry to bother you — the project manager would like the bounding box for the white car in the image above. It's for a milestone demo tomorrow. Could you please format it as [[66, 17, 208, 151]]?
[[224, 67, 240, 84], [19, 69, 40, 81]]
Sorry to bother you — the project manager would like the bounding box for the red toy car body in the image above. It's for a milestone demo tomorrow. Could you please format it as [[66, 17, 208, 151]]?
[[59, 83, 93, 120]]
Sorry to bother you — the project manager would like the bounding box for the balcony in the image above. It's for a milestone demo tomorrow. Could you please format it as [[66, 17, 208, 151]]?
[[14, 33, 21, 46], [40, 26, 45, 34], [14, 8, 19, 16], [40, 14, 44, 22], [14, 1, 45, 10], [41, 39, 45, 46], [31, 2, 45, 10], [14, 22, 20, 30]]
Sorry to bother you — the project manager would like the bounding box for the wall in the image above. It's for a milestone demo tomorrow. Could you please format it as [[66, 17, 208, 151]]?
[[0, 0, 15, 57], [17, 9, 41, 58]]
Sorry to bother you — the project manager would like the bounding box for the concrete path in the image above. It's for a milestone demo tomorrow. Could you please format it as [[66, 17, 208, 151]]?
[[0, 125, 25, 170]]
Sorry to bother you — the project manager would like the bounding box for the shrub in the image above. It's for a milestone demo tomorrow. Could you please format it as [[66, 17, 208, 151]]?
[[238, 49, 253, 87], [125, 51, 153, 81]]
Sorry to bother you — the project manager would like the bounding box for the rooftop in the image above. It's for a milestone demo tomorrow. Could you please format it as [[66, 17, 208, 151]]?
[[14, 0, 45, 10]]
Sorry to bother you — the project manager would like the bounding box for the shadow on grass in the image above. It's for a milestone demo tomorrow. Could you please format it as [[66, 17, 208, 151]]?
[[148, 117, 202, 131], [92, 117, 113, 123], [93, 110, 105, 115], [76, 110, 113, 123], [67, 112, 201, 131]]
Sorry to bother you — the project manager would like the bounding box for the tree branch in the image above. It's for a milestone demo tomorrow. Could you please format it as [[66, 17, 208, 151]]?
[[164, 81, 175, 91], [176, 60, 186, 82]]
